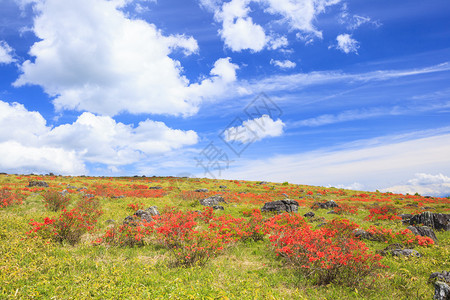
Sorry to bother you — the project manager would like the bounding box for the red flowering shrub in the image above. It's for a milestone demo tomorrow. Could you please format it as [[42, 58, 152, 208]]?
[[333, 203, 359, 215], [365, 226, 434, 247], [0, 187, 23, 208], [241, 209, 268, 241], [127, 202, 145, 211], [267, 215, 386, 286], [42, 190, 71, 211], [322, 218, 360, 238], [96, 220, 155, 247], [27, 197, 103, 245], [365, 204, 401, 221], [153, 208, 230, 267]]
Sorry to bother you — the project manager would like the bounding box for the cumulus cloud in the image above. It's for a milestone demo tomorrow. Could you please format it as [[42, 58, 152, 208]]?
[[383, 173, 450, 197], [223, 114, 285, 143], [0, 141, 86, 175], [0, 100, 198, 174], [216, 0, 267, 52], [335, 33, 359, 54], [13, 0, 237, 116], [270, 59, 296, 69], [203, 0, 342, 52], [0, 41, 16, 64]]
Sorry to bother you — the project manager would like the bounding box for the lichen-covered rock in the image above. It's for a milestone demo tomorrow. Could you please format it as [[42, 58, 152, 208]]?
[[353, 229, 373, 240], [407, 225, 438, 242], [409, 211, 450, 231], [430, 271, 450, 284], [124, 206, 159, 224], [27, 181, 49, 187], [199, 196, 226, 207], [149, 186, 162, 190], [312, 200, 339, 209], [261, 199, 299, 213], [304, 212, 315, 218], [433, 282, 450, 300]]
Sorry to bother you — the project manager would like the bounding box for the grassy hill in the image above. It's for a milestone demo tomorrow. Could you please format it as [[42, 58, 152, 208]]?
[[1, 174, 449, 299]]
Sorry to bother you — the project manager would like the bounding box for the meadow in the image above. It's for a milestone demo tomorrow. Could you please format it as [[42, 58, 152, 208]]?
[[0, 173, 449, 299]]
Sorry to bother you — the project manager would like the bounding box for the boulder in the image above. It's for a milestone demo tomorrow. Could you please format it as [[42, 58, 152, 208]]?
[[304, 212, 315, 218], [27, 181, 49, 188], [149, 186, 163, 190], [409, 212, 450, 231], [353, 229, 374, 240], [390, 249, 421, 257], [212, 205, 224, 210], [433, 282, 450, 300], [219, 185, 227, 189], [261, 199, 299, 213], [195, 188, 209, 193], [199, 196, 226, 207], [124, 206, 159, 224], [407, 226, 438, 242], [430, 271, 450, 284], [312, 200, 339, 209], [379, 244, 421, 257]]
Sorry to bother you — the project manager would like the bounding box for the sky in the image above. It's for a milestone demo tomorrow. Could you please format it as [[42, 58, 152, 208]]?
[[1, 0, 450, 196]]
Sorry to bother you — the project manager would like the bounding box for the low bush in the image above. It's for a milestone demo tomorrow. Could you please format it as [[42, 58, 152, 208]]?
[[42, 190, 71, 211]]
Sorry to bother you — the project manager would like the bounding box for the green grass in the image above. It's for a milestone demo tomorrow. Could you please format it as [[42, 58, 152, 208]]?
[[0, 174, 449, 299]]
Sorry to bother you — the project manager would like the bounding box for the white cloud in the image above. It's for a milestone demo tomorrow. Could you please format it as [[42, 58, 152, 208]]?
[[13, 0, 236, 117], [335, 33, 359, 54], [238, 62, 450, 95], [221, 128, 450, 195], [217, 0, 267, 52], [339, 4, 381, 30], [267, 36, 289, 50], [0, 100, 198, 173], [383, 173, 450, 197], [203, 0, 342, 52], [0, 41, 16, 64], [270, 59, 296, 69], [262, 0, 341, 38], [187, 57, 239, 100], [223, 114, 285, 143]]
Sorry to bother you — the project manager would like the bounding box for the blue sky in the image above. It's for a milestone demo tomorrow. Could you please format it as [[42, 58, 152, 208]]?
[[1, 0, 450, 196]]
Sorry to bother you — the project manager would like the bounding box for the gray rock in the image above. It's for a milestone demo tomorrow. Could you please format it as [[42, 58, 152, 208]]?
[[258, 181, 268, 185], [27, 181, 49, 188], [312, 200, 339, 209], [304, 212, 315, 218], [409, 211, 450, 231], [353, 229, 373, 240], [195, 188, 209, 193], [146, 206, 160, 216], [219, 185, 227, 189], [199, 196, 226, 207], [149, 186, 163, 190], [60, 189, 69, 196], [434, 282, 450, 300], [261, 199, 299, 213], [124, 206, 159, 224], [430, 271, 450, 284], [407, 225, 438, 242], [212, 205, 224, 210], [390, 249, 421, 257]]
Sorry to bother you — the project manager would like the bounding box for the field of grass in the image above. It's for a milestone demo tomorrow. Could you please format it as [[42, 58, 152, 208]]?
[[0, 174, 449, 299]]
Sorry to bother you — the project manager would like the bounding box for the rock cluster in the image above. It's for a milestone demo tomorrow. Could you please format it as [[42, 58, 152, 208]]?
[[261, 199, 299, 213], [124, 206, 159, 225], [27, 181, 49, 187]]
